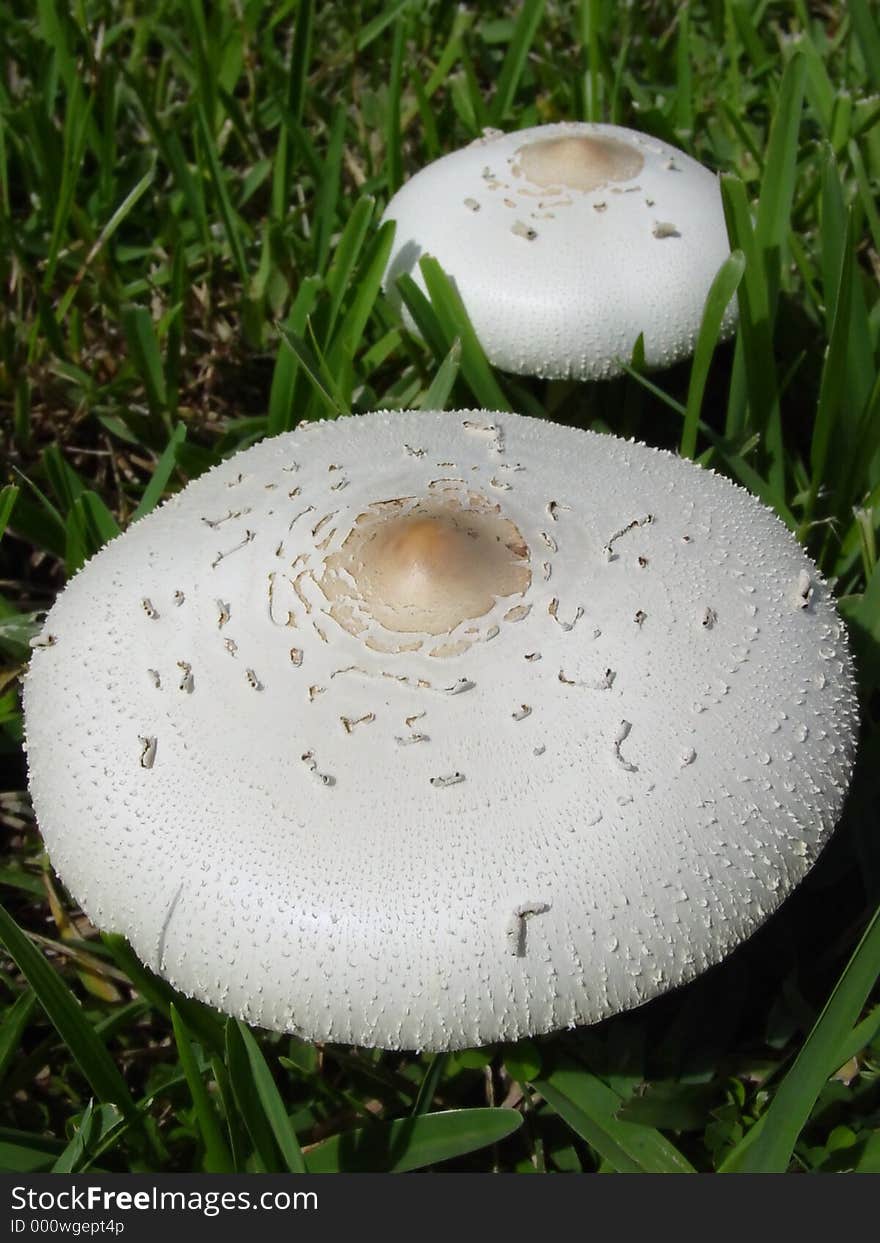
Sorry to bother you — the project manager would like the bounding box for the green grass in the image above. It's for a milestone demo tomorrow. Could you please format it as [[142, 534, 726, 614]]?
[[0, 0, 878, 1174]]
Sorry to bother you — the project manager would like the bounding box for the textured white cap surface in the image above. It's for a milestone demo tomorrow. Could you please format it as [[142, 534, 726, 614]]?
[[382, 123, 736, 379], [24, 411, 857, 1050]]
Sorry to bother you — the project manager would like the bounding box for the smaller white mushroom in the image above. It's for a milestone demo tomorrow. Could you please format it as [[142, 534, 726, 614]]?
[[382, 122, 736, 380]]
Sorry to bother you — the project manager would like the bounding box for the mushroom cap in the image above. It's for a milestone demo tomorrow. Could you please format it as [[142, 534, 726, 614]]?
[[381, 122, 736, 380], [24, 411, 857, 1051]]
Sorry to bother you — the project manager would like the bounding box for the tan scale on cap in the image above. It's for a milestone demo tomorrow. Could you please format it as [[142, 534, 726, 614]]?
[[320, 490, 530, 641], [24, 410, 858, 1051], [512, 133, 645, 192]]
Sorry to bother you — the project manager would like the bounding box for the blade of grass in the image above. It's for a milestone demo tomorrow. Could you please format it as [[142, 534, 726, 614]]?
[[0, 486, 19, 542], [395, 273, 449, 363], [419, 256, 510, 410], [13, 375, 31, 449], [73, 492, 121, 547], [65, 492, 121, 575], [854, 1133, 880, 1173], [195, 101, 249, 284], [36, 0, 73, 80], [267, 275, 322, 435], [674, 5, 693, 135], [385, 16, 405, 197], [164, 237, 185, 417], [801, 212, 854, 533], [834, 1003, 880, 1071], [400, 8, 474, 132], [409, 67, 440, 160], [755, 50, 806, 312], [455, 45, 490, 133], [324, 197, 375, 343], [839, 559, 880, 697], [288, 0, 314, 122], [121, 305, 168, 423], [224, 1020, 279, 1172], [503, 1039, 542, 1086], [130, 424, 188, 522], [850, 0, 880, 90], [231, 1020, 306, 1173], [128, 79, 210, 249], [42, 444, 86, 516], [534, 1061, 695, 1173], [617, 358, 686, 417], [209, 1053, 246, 1173], [355, 0, 412, 53], [313, 105, 346, 274], [362, 326, 403, 376], [8, 468, 67, 559], [0, 903, 138, 1121], [0, 608, 42, 664], [181, 0, 216, 127], [681, 249, 745, 459], [722, 54, 804, 457], [0, 869, 45, 900], [40, 79, 93, 294], [326, 219, 396, 404], [1, 1127, 65, 1173], [0, 989, 38, 1086], [52, 1102, 124, 1174], [792, 29, 834, 134], [849, 500, 879, 584], [418, 339, 462, 410], [820, 152, 873, 415], [56, 162, 156, 323], [411, 1053, 448, 1117], [276, 323, 348, 418], [721, 174, 784, 500], [305, 1107, 522, 1173], [489, 0, 546, 126], [721, 901, 880, 1172], [170, 1005, 234, 1173], [579, 0, 604, 122], [847, 136, 880, 256]]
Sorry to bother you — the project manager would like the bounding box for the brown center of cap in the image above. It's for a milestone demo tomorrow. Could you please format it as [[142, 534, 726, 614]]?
[[514, 134, 644, 193], [319, 493, 531, 641]]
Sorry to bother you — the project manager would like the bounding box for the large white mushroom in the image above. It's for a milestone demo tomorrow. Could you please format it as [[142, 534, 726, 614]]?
[[24, 411, 856, 1051], [382, 122, 736, 379]]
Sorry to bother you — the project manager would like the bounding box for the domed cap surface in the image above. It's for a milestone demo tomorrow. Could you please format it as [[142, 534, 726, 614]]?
[[382, 122, 736, 380], [24, 411, 857, 1050]]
